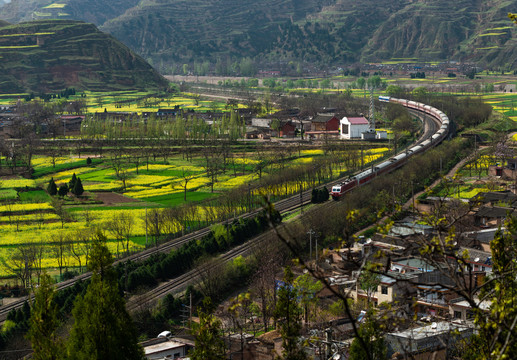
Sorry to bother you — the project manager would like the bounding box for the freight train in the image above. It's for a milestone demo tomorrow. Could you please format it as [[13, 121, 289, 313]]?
[[330, 97, 449, 200]]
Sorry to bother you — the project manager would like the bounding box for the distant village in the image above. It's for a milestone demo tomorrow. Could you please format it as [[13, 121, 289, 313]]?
[[0, 104, 385, 141]]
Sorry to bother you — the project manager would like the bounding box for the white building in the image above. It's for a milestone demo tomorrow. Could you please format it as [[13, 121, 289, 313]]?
[[143, 337, 193, 359], [339, 116, 369, 139]]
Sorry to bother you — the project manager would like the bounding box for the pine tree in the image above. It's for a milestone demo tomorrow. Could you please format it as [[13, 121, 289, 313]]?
[[190, 297, 226, 360], [348, 311, 387, 360], [72, 178, 84, 196], [274, 267, 307, 360], [27, 273, 63, 360], [67, 232, 144, 360], [69, 173, 77, 191], [47, 178, 57, 196]]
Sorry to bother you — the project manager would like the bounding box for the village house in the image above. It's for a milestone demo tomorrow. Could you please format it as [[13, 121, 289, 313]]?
[[59, 115, 85, 135], [278, 120, 296, 138], [305, 113, 340, 139], [93, 111, 137, 121], [251, 118, 272, 128], [386, 321, 474, 359], [351, 272, 418, 306], [470, 190, 517, 207], [339, 116, 369, 139], [245, 128, 271, 140], [473, 206, 516, 227], [449, 298, 490, 321], [157, 107, 181, 117]]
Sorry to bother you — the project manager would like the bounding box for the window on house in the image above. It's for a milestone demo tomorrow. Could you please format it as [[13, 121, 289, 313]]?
[[174, 353, 181, 359], [381, 286, 388, 295], [342, 124, 349, 134], [454, 311, 462, 319]]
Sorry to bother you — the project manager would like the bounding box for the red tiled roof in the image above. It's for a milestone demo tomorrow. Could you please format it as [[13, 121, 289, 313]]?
[[346, 117, 369, 125]]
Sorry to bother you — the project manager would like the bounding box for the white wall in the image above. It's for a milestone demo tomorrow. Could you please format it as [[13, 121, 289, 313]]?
[[340, 118, 369, 139]]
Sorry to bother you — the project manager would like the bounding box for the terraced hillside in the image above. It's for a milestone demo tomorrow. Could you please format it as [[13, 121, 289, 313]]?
[[361, 0, 517, 69], [0, 20, 168, 93], [1, 0, 516, 68]]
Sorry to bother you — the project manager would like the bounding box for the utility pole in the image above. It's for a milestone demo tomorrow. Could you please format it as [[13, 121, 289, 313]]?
[[307, 229, 316, 260], [300, 182, 303, 214], [315, 232, 319, 260], [145, 207, 148, 247], [248, 183, 251, 213], [411, 181, 415, 214]]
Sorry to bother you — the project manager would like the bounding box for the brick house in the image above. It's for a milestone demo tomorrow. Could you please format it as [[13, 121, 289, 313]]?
[[310, 114, 340, 131], [279, 121, 296, 138]]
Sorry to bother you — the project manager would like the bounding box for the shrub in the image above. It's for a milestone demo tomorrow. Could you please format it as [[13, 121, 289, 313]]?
[[58, 184, 68, 197], [311, 188, 329, 203]]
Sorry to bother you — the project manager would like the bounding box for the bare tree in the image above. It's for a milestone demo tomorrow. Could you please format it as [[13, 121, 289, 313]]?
[[105, 212, 134, 257], [196, 257, 227, 302], [52, 232, 70, 277], [144, 208, 165, 247], [250, 240, 283, 333], [2, 243, 37, 289], [172, 168, 195, 202]]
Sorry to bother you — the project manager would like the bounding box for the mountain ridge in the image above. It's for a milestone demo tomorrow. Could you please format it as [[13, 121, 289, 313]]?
[[0, 0, 516, 70]]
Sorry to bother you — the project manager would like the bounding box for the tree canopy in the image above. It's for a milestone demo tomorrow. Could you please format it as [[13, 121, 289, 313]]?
[[67, 233, 144, 360]]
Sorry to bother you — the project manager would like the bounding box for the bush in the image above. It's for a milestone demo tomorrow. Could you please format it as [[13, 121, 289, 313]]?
[[86, 157, 92, 165], [58, 184, 68, 197], [311, 188, 329, 203], [62, 270, 79, 281]]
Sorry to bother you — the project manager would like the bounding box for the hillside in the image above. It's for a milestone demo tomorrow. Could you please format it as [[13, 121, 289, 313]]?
[[360, 0, 517, 69], [0, 0, 516, 69], [0, 20, 168, 93], [0, 0, 140, 26]]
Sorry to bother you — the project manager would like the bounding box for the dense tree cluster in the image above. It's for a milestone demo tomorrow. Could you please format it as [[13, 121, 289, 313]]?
[[120, 209, 281, 293]]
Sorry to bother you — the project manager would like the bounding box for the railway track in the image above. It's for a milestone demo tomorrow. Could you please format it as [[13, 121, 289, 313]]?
[[0, 100, 446, 321]]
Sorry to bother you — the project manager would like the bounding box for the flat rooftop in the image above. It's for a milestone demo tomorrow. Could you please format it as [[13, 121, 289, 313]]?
[[388, 321, 472, 341], [144, 340, 186, 355]]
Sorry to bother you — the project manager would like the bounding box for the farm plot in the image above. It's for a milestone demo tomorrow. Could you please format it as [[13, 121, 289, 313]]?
[[481, 93, 517, 119], [0, 146, 391, 279]]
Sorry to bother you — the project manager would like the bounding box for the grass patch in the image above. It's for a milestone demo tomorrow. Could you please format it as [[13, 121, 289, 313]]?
[[43, 3, 66, 8], [32, 158, 101, 178], [18, 190, 50, 203], [0, 189, 18, 200], [0, 45, 39, 49], [143, 191, 216, 206], [79, 168, 117, 182]]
